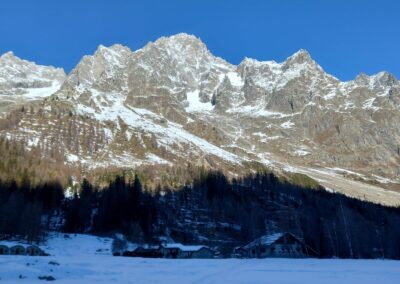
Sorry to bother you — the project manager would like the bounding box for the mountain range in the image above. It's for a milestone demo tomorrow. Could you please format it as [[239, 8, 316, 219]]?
[[1, 33, 399, 205]]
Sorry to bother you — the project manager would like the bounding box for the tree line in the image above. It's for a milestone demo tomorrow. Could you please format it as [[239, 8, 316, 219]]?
[[62, 171, 400, 259], [0, 179, 64, 242], [1, 169, 400, 258]]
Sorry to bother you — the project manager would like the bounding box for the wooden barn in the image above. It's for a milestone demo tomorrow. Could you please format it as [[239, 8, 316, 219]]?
[[159, 243, 214, 259], [125, 245, 163, 258], [234, 232, 317, 258]]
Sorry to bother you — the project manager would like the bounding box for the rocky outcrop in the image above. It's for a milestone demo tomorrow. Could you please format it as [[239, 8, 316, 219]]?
[[0, 52, 66, 113]]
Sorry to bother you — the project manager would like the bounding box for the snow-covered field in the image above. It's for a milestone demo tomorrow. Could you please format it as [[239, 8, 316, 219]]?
[[1, 234, 399, 284]]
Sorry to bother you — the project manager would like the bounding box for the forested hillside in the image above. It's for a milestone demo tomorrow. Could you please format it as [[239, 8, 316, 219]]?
[[2, 168, 398, 259], [0, 134, 73, 187]]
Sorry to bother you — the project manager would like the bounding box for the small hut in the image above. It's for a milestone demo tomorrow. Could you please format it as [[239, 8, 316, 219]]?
[[127, 245, 163, 258], [159, 243, 214, 259], [0, 245, 9, 255], [191, 247, 214, 259], [232, 246, 248, 258], [10, 245, 26, 255], [26, 245, 44, 256], [236, 232, 317, 258]]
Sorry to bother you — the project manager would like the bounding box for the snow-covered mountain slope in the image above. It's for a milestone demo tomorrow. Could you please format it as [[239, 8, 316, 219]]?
[[0, 51, 66, 113], [1, 33, 400, 205]]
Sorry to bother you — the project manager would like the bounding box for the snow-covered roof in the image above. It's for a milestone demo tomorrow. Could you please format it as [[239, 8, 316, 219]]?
[[161, 243, 208, 252], [0, 241, 39, 248], [135, 244, 160, 250], [244, 233, 284, 249]]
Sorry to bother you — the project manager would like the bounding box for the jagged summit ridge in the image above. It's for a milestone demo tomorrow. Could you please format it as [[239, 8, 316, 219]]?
[[1, 33, 400, 206]]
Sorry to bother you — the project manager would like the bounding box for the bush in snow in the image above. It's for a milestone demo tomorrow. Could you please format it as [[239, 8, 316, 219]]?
[[112, 234, 128, 256]]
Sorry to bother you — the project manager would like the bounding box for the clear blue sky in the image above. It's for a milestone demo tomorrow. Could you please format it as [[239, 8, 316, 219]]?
[[0, 0, 399, 81]]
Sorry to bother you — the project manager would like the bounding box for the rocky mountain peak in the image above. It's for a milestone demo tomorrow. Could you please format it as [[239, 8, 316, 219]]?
[[354, 72, 370, 84], [64, 44, 132, 92], [94, 44, 132, 61], [353, 71, 398, 89], [374, 71, 398, 87], [0, 51, 17, 60], [152, 33, 207, 51], [139, 33, 226, 70], [0, 51, 66, 109], [0, 51, 65, 75], [285, 49, 314, 65]]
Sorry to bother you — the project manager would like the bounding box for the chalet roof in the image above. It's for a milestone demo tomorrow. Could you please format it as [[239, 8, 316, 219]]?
[[161, 243, 207, 252], [26, 245, 42, 249], [134, 244, 160, 251], [244, 233, 283, 249], [244, 232, 304, 249], [10, 244, 25, 248], [0, 241, 28, 247]]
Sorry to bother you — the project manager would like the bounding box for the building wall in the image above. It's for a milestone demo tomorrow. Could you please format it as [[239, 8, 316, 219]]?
[[245, 238, 306, 258], [160, 247, 180, 258], [269, 243, 304, 258], [191, 248, 214, 259]]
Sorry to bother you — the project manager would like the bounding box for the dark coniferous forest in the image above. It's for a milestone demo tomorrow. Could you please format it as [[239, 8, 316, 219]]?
[[1, 171, 400, 259]]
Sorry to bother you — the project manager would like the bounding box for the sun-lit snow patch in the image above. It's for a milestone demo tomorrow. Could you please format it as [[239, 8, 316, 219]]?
[[257, 153, 273, 166], [21, 82, 61, 99], [146, 153, 172, 165], [26, 136, 40, 148], [227, 105, 292, 118], [281, 120, 294, 129], [324, 187, 335, 193], [294, 149, 310, 156], [252, 132, 282, 143], [125, 130, 133, 141], [85, 152, 143, 170], [323, 89, 337, 100], [66, 153, 80, 163], [362, 98, 380, 111], [371, 174, 399, 184], [342, 101, 355, 110], [99, 128, 112, 140], [327, 167, 365, 177], [185, 90, 214, 112], [283, 165, 300, 173], [226, 72, 244, 88], [252, 132, 268, 138]]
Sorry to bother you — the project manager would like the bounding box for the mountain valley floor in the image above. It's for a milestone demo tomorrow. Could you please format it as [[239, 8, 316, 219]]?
[[0, 234, 399, 284], [1, 254, 399, 284]]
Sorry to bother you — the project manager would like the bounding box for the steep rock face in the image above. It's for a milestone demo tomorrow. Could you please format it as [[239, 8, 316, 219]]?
[[0, 33, 400, 205], [125, 34, 233, 121]]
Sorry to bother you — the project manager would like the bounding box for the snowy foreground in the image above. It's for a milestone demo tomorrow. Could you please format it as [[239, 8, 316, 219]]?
[[1, 234, 399, 284]]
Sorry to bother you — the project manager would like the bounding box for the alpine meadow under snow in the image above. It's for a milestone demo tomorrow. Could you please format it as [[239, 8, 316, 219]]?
[[1, 234, 400, 284]]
